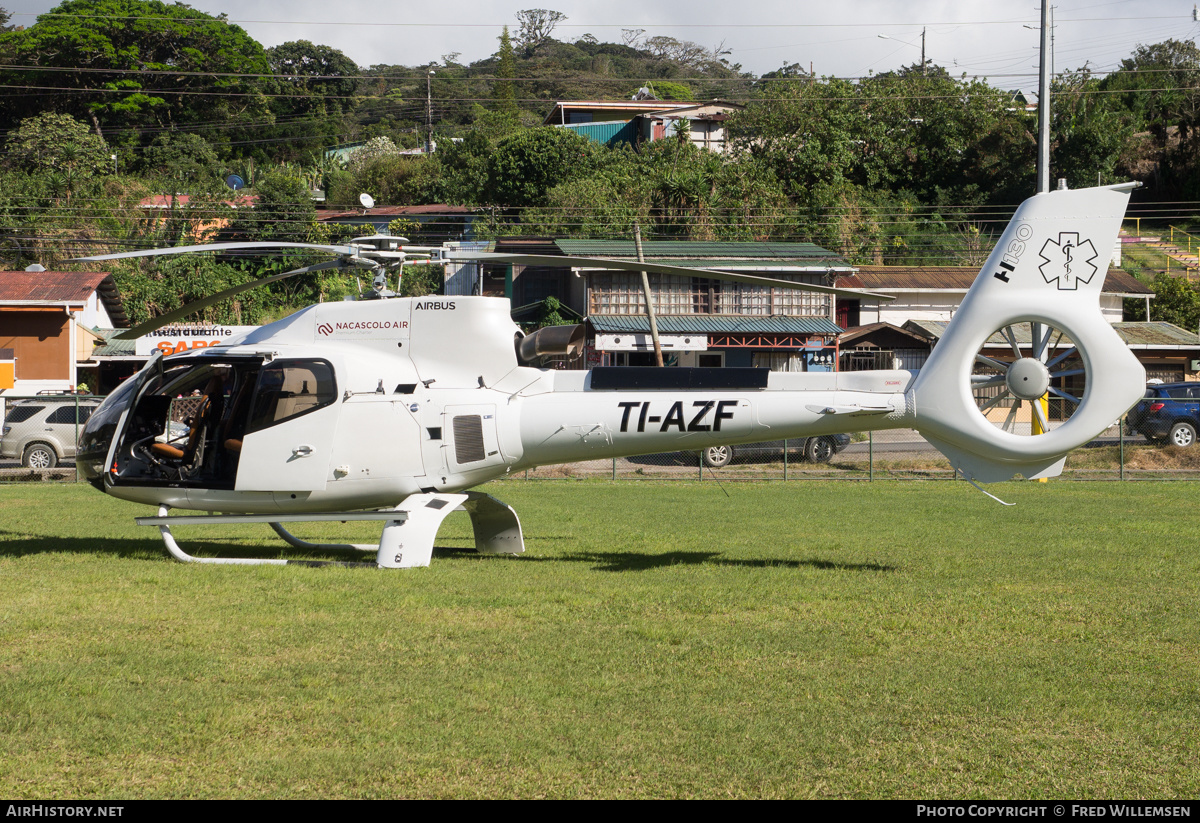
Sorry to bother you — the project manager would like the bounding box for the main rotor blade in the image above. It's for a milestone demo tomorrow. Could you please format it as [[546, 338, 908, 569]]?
[[112, 259, 349, 340], [75, 241, 358, 262], [442, 252, 895, 301]]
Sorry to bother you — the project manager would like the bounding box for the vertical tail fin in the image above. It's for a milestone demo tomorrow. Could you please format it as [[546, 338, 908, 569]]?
[[909, 183, 1145, 482]]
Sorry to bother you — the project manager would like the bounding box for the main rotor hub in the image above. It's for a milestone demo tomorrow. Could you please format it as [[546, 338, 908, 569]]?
[[1006, 357, 1051, 401]]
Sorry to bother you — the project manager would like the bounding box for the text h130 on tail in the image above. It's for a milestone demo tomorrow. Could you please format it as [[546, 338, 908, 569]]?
[[74, 183, 1145, 568]]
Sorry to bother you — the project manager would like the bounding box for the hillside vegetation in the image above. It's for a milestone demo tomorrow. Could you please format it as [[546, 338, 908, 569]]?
[[3, 2, 1200, 324]]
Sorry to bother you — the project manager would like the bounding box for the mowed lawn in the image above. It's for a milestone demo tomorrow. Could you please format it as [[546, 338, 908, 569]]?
[[0, 479, 1197, 799]]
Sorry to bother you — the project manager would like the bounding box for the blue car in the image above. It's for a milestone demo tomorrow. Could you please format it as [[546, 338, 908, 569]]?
[[1126, 383, 1200, 447]]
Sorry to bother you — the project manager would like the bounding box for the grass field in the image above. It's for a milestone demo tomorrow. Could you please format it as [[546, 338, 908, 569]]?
[[1, 479, 1198, 799]]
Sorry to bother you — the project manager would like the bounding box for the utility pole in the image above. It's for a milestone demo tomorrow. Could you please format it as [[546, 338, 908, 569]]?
[[876, 30, 927, 75], [426, 68, 435, 155], [1036, 0, 1051, 193], [634, 222, 664, 367]]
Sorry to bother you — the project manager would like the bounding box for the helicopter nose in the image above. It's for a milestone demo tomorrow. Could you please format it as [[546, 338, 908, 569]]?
[[76, 439, 111, 488]]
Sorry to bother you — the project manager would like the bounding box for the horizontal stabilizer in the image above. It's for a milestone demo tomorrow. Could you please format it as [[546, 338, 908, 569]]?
[[924, 435, 1067, 483]]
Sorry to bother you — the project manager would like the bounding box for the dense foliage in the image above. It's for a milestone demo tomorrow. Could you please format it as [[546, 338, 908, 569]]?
[[3, 1, 1199, 323]]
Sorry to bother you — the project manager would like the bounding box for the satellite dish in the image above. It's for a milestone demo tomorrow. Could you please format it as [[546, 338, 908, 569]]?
[[359, 193, 375, 210], [225, 174, 245, 191]]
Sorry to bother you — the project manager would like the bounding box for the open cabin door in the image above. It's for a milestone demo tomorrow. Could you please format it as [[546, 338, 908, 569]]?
[[235, 359, 339, 492]]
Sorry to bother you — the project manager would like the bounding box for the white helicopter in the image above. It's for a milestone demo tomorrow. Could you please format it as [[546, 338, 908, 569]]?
[[76, 182, 1146, 568]]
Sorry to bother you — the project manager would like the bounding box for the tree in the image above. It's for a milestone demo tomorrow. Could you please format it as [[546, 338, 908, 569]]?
[[347, 136, 403, 171], [515, 9, 566, 56], [729, 68, 1020, 204], [0, 0, 272, 149], [266, 40, 360, 158], [484, 127, 595, 207], [494, 26, 519, 117], [1125, 273, 1200, 328], [135, 132, 222, 185], [436, 129, 493, 205], [1102, 39, 1200, 142], [1098, 40, 1200, 197], [642, 36, 716, 70], [5, 112, 110, 176], [233, 169, 315, 243], [727, 76, 866, 197], [1052, 68, 1133, 189]]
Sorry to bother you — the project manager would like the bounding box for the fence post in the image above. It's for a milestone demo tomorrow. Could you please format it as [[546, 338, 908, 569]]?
[[612, 457, 616, 481], [1120, 416, 1125, 481], [698, 450, 703, 482], [868, 431, 874, 481], [74, 394, 80, 483], [783, 438, 788, 482]]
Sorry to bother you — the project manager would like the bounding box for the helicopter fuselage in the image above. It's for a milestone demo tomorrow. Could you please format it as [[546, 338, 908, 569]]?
[[78, 296, 918, 513]]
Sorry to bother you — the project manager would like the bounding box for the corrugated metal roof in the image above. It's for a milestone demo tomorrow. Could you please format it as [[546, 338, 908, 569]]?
[[556, 240, 844, 263], [902, 319, 949, 339], [0, 271, 128, 327], [838, 322, 930, 346], [902, 319, 1200, 349], [1112, 321, 1200, 346], [590, 314, 843, 335], [90, 334, 136, 358], [494, 238, 564, 256], [543, 100, 707, 125], [1, 270, 106, 302], [140, 194, 257, 209], [839, 266, 1153, 295], [573, 258, 841, 271]]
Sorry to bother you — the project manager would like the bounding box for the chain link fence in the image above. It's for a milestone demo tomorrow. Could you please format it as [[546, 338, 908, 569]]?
[[518, 420, 1200, 482], [0, 394, 101, 478], [4, 393, 1200, 482]]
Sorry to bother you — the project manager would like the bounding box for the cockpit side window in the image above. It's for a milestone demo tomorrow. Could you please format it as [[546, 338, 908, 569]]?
[[245, 359, 337, 434]]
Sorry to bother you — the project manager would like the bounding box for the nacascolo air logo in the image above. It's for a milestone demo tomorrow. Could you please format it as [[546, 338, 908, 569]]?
[[1039, 231, 1099, 290], [317, 320, 408, 336]]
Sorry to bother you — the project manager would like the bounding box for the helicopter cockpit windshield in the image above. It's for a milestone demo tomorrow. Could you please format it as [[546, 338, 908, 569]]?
[[78, 356, 337, 490]]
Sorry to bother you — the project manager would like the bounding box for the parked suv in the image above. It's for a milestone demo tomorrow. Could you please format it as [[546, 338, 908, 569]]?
[[1, 398, 102, 468], [700, 434, 852, 468], [1126, 383, 1200, 447]]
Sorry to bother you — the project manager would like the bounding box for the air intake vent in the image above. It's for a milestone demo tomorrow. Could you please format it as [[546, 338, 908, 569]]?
[[453, 415, 486, 464]]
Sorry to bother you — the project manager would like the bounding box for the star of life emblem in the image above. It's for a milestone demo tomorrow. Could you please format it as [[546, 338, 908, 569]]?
[[1038, 232, 1098, 290]]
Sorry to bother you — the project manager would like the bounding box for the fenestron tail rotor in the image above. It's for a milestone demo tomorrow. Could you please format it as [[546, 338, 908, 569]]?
[[971, 321, 1086, 436]]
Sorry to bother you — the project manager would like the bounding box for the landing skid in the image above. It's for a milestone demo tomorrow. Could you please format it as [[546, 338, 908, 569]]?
[[137, 492, 525, 568]]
